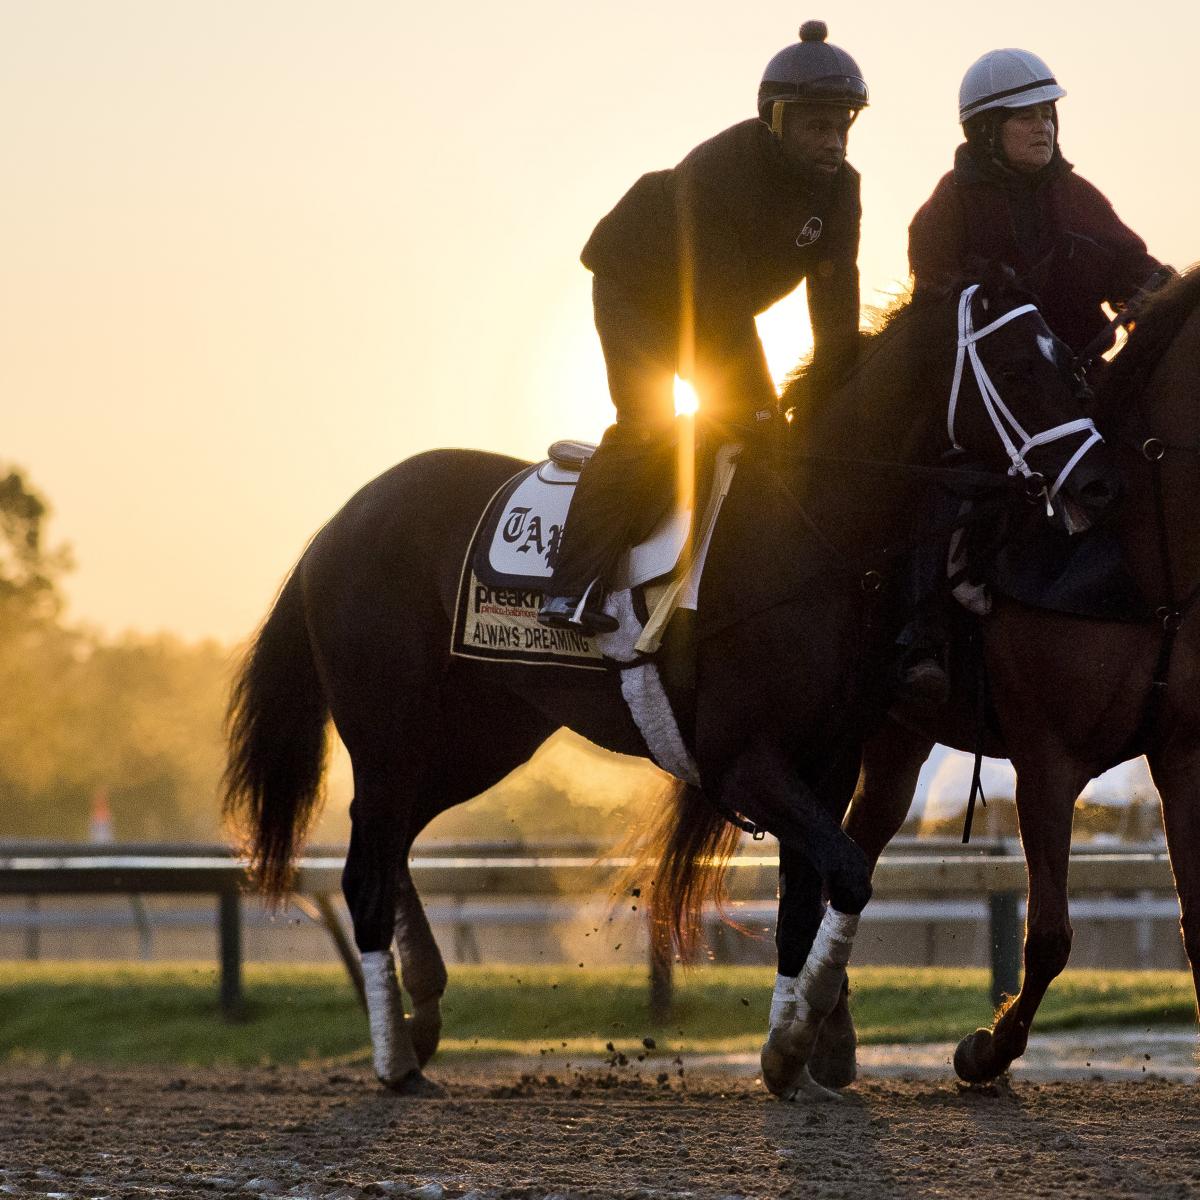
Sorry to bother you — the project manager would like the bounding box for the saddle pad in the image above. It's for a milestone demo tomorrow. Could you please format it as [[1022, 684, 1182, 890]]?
[[471, 458, 692, 592], [449, 443, 734, 675], [451, 472, 605, 669], [451, 575, 607, 670]]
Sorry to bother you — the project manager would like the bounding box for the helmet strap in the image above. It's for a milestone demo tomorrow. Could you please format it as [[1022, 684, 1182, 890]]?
[[769, 99, 860, 139], [770, 100, 787, 139]]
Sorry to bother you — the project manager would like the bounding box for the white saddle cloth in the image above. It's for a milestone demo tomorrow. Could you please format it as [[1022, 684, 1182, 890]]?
[[484, 449, 692, 593]]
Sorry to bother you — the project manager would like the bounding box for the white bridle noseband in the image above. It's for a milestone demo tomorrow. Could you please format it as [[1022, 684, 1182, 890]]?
[[947, 284, 1104, 500]]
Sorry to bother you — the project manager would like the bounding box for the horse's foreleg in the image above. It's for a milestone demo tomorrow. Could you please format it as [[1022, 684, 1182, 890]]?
[[808, 719, 932, 1087], [718, 740, 871, 1100], [954, 760, 1082, 1083], [844, 718, 935, 868], [1147, 744, 1200, 1009], [771, 846, 849, 1095], [806, 720, 934, 1089], [777, 738, 869, 1091]]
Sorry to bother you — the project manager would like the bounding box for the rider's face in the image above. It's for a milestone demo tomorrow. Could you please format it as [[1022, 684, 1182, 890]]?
[[780, 105, 852, 175], [999, 103, 1056, 172]]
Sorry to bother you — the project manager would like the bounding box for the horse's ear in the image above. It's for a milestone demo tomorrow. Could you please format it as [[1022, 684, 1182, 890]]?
[[975, 257, 1017, 288], [967, 257, 1019, 311]]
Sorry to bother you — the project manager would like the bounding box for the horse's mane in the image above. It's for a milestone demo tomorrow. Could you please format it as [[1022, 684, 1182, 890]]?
[[1099, 263, 1200, 424], [778, 274, 1043, 447], [779, 287, 918, 409], [779, 272, 1045, 417]]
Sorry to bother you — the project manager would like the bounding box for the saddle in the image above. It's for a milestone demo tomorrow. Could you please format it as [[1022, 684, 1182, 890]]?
[[450, 440, 741, 785], [471, 440, 692, 595]]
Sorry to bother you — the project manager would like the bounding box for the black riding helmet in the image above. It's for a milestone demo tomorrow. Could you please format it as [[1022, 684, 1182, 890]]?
[[757, 20, 869, 137]]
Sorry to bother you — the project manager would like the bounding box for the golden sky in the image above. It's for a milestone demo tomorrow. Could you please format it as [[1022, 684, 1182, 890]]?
[[3, 0, 1193, 642]]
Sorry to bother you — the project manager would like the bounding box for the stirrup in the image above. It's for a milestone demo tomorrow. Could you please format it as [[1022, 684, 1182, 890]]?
[[537, 582, 618, 635], [899, 657, 951, 705]]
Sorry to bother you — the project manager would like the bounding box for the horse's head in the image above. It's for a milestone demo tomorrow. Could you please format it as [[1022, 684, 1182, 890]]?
[[942, 269, 1120, 532]]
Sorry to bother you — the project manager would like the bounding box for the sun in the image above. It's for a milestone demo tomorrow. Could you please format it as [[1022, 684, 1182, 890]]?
[[672, 376, 699, 416]]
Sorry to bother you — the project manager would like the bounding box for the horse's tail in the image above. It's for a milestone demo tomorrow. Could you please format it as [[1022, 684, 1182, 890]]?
[[222, 564, 329, 901], [623, 780, 741, 966]]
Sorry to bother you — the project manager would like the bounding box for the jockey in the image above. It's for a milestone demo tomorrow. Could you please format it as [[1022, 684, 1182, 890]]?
[[899, 48, 1171, 701], [910, 48, 1169, 358], [538, 20, 867, 635]]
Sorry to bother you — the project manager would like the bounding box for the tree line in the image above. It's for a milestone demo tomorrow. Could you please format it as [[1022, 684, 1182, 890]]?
[[0, 466, 232, 841], [0, 465, 661, 847]]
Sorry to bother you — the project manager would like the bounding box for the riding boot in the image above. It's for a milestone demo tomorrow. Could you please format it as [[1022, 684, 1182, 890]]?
[[895, 485, 954, 705], [537, 420, 672, 636], [895, 604, 951, 705]]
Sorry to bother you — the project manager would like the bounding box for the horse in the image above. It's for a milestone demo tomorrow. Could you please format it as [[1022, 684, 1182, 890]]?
[[787, 266, 1200, 1088], [223, 272, 1118, 1098]]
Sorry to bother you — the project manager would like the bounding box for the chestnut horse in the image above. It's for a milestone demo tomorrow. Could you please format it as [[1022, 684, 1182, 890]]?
[[224, 276, 1114, 1097], [816, 266, 1200, 1085]]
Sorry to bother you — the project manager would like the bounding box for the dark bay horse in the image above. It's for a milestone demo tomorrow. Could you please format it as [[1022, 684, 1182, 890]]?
[[224, 275, 1116, 1097], [804, 267, 1200, 1087]]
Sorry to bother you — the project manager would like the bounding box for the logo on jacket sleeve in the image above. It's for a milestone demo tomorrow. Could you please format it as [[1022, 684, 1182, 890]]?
[[795, 217, 823, 247]]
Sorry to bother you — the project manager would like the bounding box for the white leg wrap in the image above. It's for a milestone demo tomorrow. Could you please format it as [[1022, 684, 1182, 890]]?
[[797, 908, 859, 1018], [769, 973, 804, 1032], [361, 950, 419, 1083]]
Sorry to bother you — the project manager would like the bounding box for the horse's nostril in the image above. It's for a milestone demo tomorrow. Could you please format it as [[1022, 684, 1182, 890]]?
[[1080, 477, 1119, 507]]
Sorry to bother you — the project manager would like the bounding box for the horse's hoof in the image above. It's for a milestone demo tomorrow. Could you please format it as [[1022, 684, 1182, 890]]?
[[808, 1011, 857, 1090], [778, 1064, 844, 1104], [953, 1028, 1004, 1084], [380, 1068, 446, 1098], [407, 1009, 442, 1068], [760, 1020, 822, 1099], [761, 1031, 798, 1098]]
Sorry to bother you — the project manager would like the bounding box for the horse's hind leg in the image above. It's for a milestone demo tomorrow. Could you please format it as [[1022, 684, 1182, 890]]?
[[391, 864, 446, 1069], [953, 756, 1085, 1083], [394, 689, 555, 1068], [342, 753, 439, 1095]]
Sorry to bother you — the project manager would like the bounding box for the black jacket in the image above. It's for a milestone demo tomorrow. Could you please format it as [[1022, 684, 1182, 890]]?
[[581, 119, 861, 420]]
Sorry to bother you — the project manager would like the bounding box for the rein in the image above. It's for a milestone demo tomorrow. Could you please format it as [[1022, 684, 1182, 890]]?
[[792, 450, 1035, 494], [1124, 432, 1200, 748]]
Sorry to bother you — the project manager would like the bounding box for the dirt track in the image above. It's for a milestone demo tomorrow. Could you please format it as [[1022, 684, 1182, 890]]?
[[3, 1062, 1199, 1199]]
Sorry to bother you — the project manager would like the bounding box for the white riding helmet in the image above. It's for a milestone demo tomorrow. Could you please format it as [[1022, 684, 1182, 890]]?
[[958, 49, 1066, 123]]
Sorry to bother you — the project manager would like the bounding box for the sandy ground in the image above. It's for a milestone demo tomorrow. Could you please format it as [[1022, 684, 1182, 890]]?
[[3, 1057, 1200, 1200]]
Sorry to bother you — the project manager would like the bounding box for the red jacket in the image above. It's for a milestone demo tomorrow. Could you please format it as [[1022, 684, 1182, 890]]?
[[909, 145, 1161, 354]]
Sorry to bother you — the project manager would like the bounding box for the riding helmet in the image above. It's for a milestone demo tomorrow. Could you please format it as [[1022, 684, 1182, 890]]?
[[758, 20, 869, 136], [958, 48, 1066, 123]]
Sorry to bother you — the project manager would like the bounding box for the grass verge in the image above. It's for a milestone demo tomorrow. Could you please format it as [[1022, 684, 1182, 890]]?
[[0, 961, 1192, 1068]]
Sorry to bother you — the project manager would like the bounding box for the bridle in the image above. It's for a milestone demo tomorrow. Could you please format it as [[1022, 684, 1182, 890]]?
[[947, 284, 1104, 504]]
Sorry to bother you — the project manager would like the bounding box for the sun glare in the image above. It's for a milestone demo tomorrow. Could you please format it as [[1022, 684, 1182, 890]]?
[[756, 288, 815, 389], [673, 376, 699, 416]]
